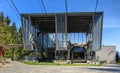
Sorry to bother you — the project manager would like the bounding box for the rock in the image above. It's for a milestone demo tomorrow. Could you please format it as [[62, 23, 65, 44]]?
[[0, 63, 4, 68]]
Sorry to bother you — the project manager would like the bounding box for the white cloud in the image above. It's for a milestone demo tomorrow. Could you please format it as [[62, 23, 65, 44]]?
[[103, 24, 120, 28], [103, 18, 120, 28]]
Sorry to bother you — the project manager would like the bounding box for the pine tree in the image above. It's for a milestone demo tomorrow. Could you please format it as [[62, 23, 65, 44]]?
[[16, 27, 24, 60], [116, 51, 120, 62], [0, 12, 4, 25], [0, 13, 13, 58], [0, 23, 12, 44], [4, 16, 11, 25], [10, 22, 18, 60], [0, 12, 24, 60], [10, 22, 17, 44], [17, 27, 23, 44], [0, 12, 12, 44]]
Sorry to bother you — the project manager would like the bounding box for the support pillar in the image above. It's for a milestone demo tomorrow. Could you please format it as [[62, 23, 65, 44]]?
[[55, 50, 56, 60], [71, 52, 74, 63], [67, 49, 70, 60]]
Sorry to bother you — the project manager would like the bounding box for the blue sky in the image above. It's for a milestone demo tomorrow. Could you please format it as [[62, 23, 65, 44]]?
[[0, 0, 120, 52]]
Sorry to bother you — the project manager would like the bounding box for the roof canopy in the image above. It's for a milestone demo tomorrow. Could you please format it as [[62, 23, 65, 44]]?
[[21, 12, 103, 33]]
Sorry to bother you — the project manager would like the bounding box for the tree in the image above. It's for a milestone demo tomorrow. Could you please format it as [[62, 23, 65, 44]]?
[[16, 27, 24, 60], [4, 16, 11, 25], [116, 51, 120, 62], [0, 12, 25, 60], [17, 27, 23, 44], [9, 22, 18, 60], [10, 22, 17, 44], [0, 12, 4, 25], [0, 22, 12, 44], [0, 15, 13, 58]]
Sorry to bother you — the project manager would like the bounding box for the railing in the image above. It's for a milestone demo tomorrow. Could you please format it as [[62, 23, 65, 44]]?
[[5, 44, 23, 47]]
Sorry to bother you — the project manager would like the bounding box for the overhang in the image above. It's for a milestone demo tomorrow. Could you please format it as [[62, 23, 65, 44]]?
[[21, 12, 103, 33]]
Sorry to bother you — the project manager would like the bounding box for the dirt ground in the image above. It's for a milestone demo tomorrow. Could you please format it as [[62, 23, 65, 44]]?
[[0, 62, 120, 73]]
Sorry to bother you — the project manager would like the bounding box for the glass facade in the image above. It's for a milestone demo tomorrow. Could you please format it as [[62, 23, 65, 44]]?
[[55, 14, 68, 50], [21, 12, 103, 61], [21, 15, 55, 51], [21, 16, 32, 50]]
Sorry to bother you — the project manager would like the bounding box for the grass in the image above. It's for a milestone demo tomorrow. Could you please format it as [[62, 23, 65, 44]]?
[[18, 60, 100, 66], [117, 61, 120, 64], [62, 64, 100, 66], [19, 61, 57, 66]]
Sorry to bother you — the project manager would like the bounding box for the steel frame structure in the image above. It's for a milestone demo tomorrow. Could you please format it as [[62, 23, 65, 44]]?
[[21, 12, 103, 61]]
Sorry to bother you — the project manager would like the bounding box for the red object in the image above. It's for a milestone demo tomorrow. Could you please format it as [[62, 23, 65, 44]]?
[[0, 52, 2, 56]]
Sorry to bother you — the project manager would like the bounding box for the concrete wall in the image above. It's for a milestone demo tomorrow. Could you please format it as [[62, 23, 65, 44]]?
[[96, 46, 116, 64]]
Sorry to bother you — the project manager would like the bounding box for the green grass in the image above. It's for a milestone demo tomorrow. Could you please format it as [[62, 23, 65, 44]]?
[[18, 60, 57, 65], [62, 64, 100, 66], [117, 61, 120, 64], [18, 60, 100, 66]]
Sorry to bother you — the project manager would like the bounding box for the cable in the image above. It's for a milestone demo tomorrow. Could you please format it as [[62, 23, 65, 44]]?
[[6, 0, 19, 18], [95, 0, 98, 12], [37, 0, 43, 12], [65, 0, 68, 13], [40, 0, 47, 14], [10, 0, 20, 15]]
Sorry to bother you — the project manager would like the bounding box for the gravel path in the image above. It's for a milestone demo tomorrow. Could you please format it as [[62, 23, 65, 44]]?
[[0, 62, 120, 73]]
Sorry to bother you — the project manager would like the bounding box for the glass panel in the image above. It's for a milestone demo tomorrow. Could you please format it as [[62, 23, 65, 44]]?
[[22, 16, 33, 50], [55, 14, 67, 50], [92, 13, 103, 51]]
